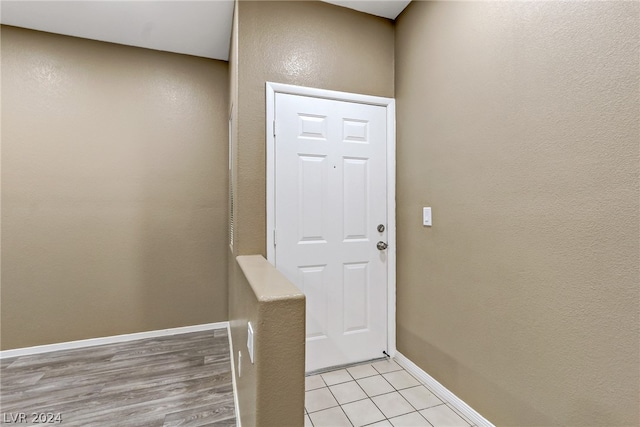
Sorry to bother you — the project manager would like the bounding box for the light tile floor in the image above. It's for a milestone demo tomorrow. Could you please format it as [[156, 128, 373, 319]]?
[[305, 359, 475, 427]]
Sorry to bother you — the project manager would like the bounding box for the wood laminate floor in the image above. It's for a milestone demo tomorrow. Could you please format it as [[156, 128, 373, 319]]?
[[0, 329, 236, 427]]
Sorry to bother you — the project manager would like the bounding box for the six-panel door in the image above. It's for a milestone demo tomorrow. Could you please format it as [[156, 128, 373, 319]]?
[[274, 93, 388, 372]]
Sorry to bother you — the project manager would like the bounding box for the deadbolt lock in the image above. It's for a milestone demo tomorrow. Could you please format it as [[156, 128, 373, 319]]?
[[377, 224, 385, 233]]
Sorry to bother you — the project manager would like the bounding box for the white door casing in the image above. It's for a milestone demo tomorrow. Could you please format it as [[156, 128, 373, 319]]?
[[266, 83, 396, 372]]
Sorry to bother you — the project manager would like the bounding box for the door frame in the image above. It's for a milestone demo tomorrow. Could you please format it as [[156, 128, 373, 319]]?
[[265, 82, 397, 358]]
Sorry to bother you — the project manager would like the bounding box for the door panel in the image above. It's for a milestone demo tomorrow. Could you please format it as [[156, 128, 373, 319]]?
[[298, 155, 328, 242], [343, 157, 369, 240], [299, 265, 328, 339], [343, 262, 369, 333], [274, 93, 387, 372]]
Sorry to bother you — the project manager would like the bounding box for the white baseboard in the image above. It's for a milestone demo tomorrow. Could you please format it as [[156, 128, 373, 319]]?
[[0, 322, 229, 359], [394, 351, 494, 427]]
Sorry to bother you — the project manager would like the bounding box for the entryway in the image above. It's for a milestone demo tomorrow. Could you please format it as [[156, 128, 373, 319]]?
[[266, 83, 396, 373]]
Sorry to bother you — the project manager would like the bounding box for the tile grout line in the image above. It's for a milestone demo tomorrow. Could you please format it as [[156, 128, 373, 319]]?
[[370, 367, 430, 426], [324, 368, 356, 427], [343, 363, 412, 426], [346, 368, 388, 426], [312, 362, 452, 427], [384, 362, 460, 426], [444, 402, 475, 426], [339, 365, 388, 424], [308, 361, 467, 427]]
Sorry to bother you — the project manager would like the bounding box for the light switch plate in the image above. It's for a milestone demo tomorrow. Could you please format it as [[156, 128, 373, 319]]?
[[423, 207, 432, 226]]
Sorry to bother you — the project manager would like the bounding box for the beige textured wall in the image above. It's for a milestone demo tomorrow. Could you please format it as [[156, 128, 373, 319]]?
[[228, 2, 394, 423], [234, 0, 394, 256], [1, 26, 229, 350], [395, 2, 639, 426], [229, 253, 258, 427], [232, 255, 305, 427]]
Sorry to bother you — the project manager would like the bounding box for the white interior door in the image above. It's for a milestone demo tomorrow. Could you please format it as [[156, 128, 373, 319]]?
[[274, 92, 388, 372]]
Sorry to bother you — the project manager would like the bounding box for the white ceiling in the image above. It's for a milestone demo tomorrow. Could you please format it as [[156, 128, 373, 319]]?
[[323, 0, 410, 20], [0, 1, 235, 60], [0, 1, 410, 61]]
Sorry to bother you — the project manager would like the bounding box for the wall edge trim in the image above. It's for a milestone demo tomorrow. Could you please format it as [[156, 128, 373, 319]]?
[[227, 323, 242, 427], [394, 351, 495, 427], [0, 322, 230, 359]]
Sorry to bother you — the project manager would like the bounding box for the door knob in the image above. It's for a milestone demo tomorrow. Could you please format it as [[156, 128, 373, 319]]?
[[377, 241, 388, 250]]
